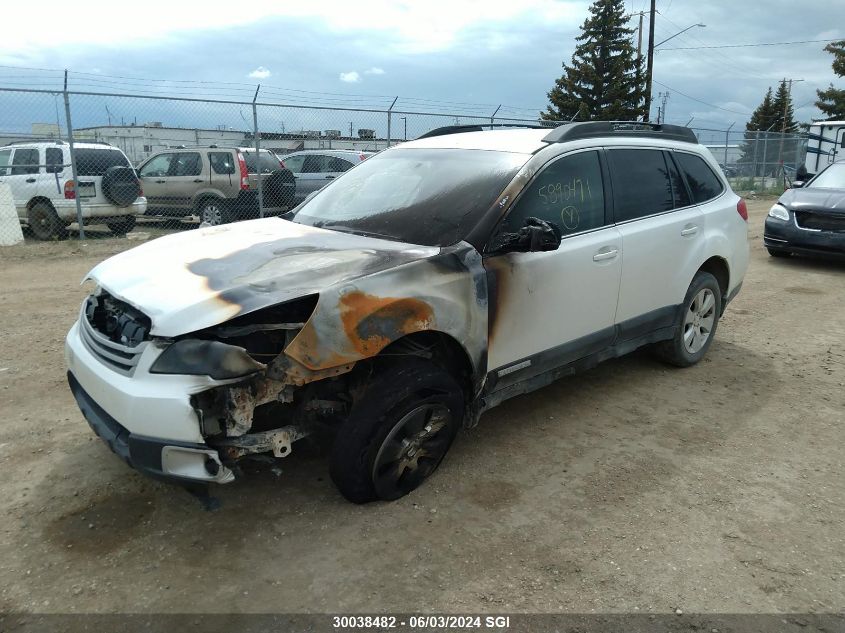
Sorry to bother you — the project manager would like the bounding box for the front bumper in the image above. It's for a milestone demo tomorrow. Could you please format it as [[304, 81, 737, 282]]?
[[65, 320, 235, 485], [764, 215, 845, 259], [68, 372, 233, 485]]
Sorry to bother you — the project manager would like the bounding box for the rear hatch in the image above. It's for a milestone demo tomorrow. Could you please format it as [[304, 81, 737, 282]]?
[[73, 147, 136, 204]]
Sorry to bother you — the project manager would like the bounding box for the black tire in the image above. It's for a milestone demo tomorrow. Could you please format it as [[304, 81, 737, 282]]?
[[767, 248, 790, 258], [27, 201, 67, 240], [263, 170, 297, 209], [197, 198, 232, 226], [330, 358, 464, 504], [101, 166, 141, 207], [106, 216, 136, 236], [653, 271, 722, 368]]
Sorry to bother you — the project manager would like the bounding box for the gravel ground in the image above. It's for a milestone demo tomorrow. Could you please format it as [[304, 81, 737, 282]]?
[[0, 198, 842, 615]]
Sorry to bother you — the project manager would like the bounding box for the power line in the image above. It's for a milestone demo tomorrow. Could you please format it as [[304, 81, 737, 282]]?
[[652, 79, 751, 116], [657, 38, 840, 51]]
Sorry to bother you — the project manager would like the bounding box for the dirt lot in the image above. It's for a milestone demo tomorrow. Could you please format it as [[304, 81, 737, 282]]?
[[0, 199, 842, 615]]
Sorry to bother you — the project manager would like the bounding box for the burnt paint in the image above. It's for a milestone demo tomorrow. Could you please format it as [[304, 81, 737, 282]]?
[[340, 291, 436, 356]]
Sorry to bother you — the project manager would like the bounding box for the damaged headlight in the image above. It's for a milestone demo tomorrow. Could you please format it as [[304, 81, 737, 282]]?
[[150, 339, 266, 380]]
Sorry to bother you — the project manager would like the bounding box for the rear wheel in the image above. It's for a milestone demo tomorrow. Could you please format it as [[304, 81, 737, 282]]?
[[654, 271, 721, 368], [198, 198, 231, 226], [330, 359, 463, 503], [27, 202, 67, 240], [106, 216, 136, 236], [767, 248, 790, 258]]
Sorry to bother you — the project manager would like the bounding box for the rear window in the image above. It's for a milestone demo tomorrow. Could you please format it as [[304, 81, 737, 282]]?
[[242, 151, 281, 173], [674, 153, 724, 203], [75, 148, 131, 177], [209, 151, 235, 175]]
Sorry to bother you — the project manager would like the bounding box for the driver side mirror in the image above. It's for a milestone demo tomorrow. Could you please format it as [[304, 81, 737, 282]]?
[[490, 216, 562, 254], [790, 180, 805, 189]]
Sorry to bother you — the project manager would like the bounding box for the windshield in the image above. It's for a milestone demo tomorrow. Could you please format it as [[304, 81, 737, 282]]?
[[809, 162, 845, 189], [291, 148, 526, 246]]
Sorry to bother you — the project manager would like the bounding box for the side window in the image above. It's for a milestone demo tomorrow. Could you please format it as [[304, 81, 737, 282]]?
[[502, 150, 606, 236], [209, 152, 235, 175], [11, 148, 39, 175], [46, 147, 64, 174], [302, 155, 329, 173], [328, 157, 354, 172], [139, 154, 174, 178], [282, 155, 305, 173], [665, 152, 691, 208], [607, 149, 673, 222], [172, 152, 202, 177], [0, 149, 11, 176], [674, 153, 724, 204]]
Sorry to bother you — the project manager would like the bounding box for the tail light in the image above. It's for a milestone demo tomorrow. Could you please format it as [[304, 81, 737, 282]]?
[[278, 159, 286, 169], [237, 152, 249, 190], [64, 180, 76, 199], [359, 153, 368, 161], [736, 198, 748, 221]]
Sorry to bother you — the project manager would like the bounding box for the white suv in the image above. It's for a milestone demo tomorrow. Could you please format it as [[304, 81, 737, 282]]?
[[65, 122, 748, 503], [0, 140, 146, 239]]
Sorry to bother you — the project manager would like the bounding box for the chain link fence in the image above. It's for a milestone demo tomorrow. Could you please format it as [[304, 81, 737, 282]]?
[[0, 84, 808, 243]]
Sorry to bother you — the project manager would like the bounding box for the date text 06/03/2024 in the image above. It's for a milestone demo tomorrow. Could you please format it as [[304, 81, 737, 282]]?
[[331, 615, 511, 629]]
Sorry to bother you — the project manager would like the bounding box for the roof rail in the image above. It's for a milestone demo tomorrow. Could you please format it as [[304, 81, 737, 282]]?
[[417, 122, 554, 140], [1, 139, 67, 147], [542, 121, 698, 144]]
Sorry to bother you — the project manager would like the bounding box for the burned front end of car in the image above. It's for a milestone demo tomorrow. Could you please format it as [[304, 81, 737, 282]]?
[[66, 288, 363, 486]]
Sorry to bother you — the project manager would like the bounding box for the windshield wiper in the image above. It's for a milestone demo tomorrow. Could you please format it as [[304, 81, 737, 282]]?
[[315, 223, 400, 242]]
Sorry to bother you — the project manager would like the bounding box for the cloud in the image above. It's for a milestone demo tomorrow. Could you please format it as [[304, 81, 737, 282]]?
[[364, 67, 385, 75], [248, 66, 271, 79], [339, 71, 361, 83]]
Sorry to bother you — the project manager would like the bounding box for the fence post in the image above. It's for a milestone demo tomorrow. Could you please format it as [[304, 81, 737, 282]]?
[[62, 70, 85, 240], [762, 132, 770, 190], [751, 130, 758, 188], [724, 122, 734, 168], [491, 105, 501, 127], [387, 97, 398, 148], [252, 85, 263, 219]]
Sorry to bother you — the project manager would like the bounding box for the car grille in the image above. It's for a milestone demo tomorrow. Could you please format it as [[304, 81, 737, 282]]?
[[79, 311, 147, 375], [80, 293, 150, 375], [795, 210, 845, 232]]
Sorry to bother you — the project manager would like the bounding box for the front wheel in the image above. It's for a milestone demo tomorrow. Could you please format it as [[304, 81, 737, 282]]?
[[198, 199, 231, 226], [654, 271, 722, 368], [27, 202, 67, 240], [330, 359, 464, 503]]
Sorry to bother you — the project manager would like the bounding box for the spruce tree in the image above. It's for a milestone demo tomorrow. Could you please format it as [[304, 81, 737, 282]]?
[[739, 87, 779, 174], [542, 0, 644, 122], [816, 40, 845, 119]]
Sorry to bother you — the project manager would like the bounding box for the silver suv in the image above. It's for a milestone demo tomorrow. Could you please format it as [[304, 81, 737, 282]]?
[[137, 146, 295, 225], [0, 140, 145, 239]]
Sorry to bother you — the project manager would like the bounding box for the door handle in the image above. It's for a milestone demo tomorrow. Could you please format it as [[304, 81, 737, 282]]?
[[325, 175, 335, 179], [26, 178, 36, 183], [193, 179, 204, 183], [681, 225, 699, 237], [592, 248, 618, 262], [155, 180, 166, 183]]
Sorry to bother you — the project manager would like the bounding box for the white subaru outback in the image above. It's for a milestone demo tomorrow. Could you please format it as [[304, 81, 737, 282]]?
[[65, 122, 749, 503]]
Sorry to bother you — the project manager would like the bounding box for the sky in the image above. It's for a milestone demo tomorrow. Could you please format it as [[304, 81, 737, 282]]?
[[0, 0, 842, 140]]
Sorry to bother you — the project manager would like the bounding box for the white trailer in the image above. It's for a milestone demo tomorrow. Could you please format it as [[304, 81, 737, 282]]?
[[805, 120, 845, 176]]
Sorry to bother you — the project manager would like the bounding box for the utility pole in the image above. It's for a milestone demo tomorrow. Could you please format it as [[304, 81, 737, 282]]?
[[777, 78, 803, 164], [644, 0, 656, 121]]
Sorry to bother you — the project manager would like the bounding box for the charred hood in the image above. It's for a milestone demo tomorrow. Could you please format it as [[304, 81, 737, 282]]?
[[86, 218, 438, 337]]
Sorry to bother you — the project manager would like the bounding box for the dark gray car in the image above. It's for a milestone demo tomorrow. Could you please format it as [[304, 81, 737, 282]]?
[[279, 150, 373, 204], [764, 161, 845, 259]]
